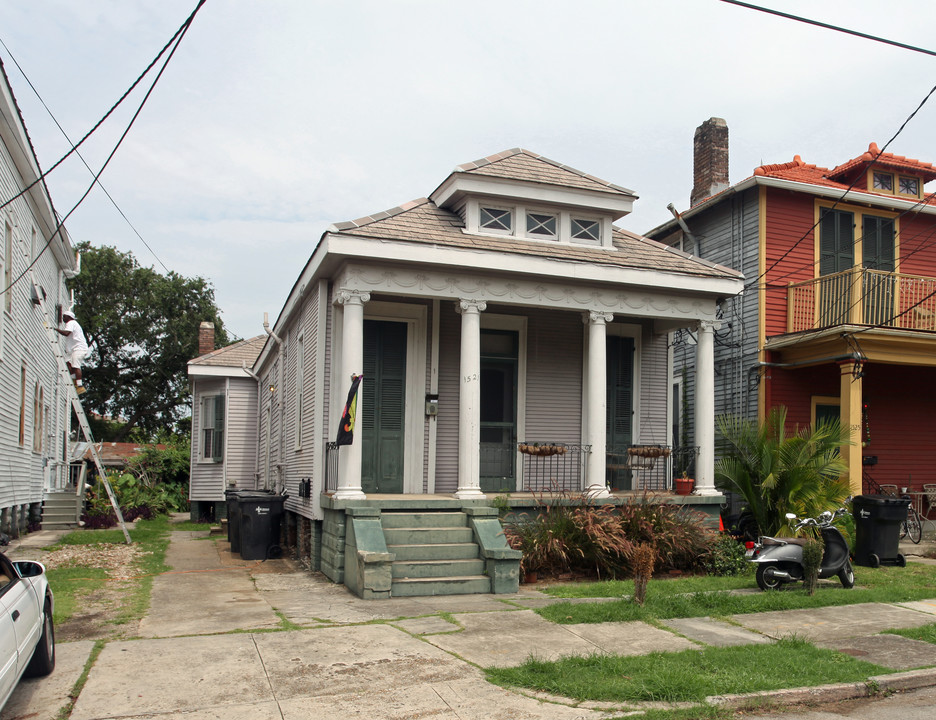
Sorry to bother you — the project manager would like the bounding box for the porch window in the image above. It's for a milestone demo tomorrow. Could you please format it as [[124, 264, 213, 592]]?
[[201, 394, 225, 462]]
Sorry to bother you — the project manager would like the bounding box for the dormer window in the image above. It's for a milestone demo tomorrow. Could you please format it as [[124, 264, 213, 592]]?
[[571, 217, 601, 244], [898, 175, 920, 198], [872, 171, 893, 192], [526, 212, 557, 238], [480, 206, 512, 233]]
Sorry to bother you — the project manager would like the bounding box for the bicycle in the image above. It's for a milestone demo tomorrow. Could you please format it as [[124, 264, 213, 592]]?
[[899, 499, 923, 544]]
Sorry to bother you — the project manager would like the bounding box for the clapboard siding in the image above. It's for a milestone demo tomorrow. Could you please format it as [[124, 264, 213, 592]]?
[[435, 302, 460, 493], [637, 325, 668, 446], [0, 87, 76, 513], [225, 378, 258, 489], [524, 308, 582, 443], [188, 378, 226, 500]]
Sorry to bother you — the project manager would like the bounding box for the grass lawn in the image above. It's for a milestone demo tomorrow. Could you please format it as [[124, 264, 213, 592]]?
[[486, 637, 889, 703], [884, 622, 936, 644], [536, 563, 936, 624]]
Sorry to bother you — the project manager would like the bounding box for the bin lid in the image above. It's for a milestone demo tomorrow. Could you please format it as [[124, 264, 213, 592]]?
[[853, 494, 910, 506]]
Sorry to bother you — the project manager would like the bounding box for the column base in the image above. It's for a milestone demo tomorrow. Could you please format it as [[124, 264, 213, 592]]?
[[691, 486, 721, 497], [332, 488, 367, 500], [584, 484, 611, 499], [454, 488, 486, 500]]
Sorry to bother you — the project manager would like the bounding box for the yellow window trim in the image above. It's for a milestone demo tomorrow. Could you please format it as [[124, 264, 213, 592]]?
[[811, 395, 840, 428]]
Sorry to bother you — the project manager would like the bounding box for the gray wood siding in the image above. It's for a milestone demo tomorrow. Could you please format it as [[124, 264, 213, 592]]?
[[435, 302, 460, 493], [0, 123, 74, 511], [523, 308, 582, 444], [669, 188, 761, 444], [284, 288, 318, 518], [225, 378, 258, 489], [188, 378, 226, 500], [637, 324, 669, 446]]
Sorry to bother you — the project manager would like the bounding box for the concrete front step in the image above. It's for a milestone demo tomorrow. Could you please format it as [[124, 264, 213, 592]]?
[[392, 558, 485, 579], [380, 511, 468, 529], [390, 575, 491, 597], [383, 526, 474, 545], [387, 542, 480, 561]]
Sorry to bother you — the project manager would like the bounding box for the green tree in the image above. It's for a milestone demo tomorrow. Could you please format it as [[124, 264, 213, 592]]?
[[70, 243, 230, 441], [715, 406, 852, 537]]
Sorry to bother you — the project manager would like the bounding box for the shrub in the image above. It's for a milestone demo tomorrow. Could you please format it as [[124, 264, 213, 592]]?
[[702, 534, 750, 576], [503, 491, 715, 579], [802, 538, 824, 595], [631, 543, 655, 605]]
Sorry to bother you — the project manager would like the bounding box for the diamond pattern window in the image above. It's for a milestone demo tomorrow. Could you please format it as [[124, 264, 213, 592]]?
[[526, 212, 557, 238], [480, 207, 512, 233], [571, 218, 600, 243]]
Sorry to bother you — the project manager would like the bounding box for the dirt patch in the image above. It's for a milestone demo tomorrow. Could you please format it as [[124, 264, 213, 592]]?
[[43, 543, 150, 642]]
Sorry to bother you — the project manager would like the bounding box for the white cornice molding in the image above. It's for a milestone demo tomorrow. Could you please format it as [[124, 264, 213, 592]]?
[[329, 233, 743, 298], [334, 262, 720, 321], [188, 365, 255, 378]]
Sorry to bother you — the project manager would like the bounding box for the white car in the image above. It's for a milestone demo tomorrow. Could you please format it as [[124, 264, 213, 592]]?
[[0, 551, 54, 710]]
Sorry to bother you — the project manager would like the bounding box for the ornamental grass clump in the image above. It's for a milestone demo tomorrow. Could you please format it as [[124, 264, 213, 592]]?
[[802, 537, 824, 595], [630, 542, 655, 605], [503, 491, 714, 579]]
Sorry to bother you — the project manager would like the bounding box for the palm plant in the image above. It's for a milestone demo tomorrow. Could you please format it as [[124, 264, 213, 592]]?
[[715, 406, 851, 537]]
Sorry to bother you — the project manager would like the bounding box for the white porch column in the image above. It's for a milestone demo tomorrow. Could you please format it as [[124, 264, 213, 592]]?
[[334, 289, 370, 500], [694, 319, 718, 495], [584, 311, 613, 498], [455, 299, 486, 499]]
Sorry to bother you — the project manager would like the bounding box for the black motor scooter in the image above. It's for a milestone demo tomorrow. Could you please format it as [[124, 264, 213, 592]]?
[[746, 508, 855, 591]]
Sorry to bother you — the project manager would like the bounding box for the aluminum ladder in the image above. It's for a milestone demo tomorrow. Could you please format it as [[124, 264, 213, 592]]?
[[32, 274, 131, 543]]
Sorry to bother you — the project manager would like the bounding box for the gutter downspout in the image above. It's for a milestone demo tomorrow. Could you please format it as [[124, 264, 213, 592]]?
[[667, 203, 700, 257], [263, 313, 285, 494], [242, 361, 261, 489]]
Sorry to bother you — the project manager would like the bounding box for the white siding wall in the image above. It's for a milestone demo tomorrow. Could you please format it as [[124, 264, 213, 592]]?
[[0, 118, 73, 513], [188, 378, 225, 500], [637, 324, 670, 446], [226, 378, 258, 489]]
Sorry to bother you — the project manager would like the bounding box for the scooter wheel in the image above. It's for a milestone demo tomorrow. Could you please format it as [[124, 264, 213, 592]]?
[[896, 554, 906, 567], [756, 562, 784, 591], [838, 559, 855, 589], [869, 553, 881, 568]]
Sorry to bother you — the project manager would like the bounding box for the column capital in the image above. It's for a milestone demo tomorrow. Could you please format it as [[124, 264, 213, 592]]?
[[583, 310, 614, 325], [334, 289, 371, 307], [697, 319, 721, 333], [456, 299, 487, 314]]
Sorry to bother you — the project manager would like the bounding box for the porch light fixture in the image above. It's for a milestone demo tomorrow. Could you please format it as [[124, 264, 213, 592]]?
[[269, 384, 276, 393]]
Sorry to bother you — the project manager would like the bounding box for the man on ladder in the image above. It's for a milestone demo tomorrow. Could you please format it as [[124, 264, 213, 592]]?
[[56, 309, 88, 396]]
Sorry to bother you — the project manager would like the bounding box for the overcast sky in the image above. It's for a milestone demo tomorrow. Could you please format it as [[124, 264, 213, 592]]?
[[3, 1, 936, 341]]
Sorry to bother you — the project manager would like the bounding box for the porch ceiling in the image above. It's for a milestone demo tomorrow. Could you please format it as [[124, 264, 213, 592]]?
[[765, 325, 936, 367]]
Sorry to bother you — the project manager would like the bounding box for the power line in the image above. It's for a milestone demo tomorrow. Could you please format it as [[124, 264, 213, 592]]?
[[0, 0, 206, 299], [719, 0, 936, 57], [0, 0, 206, 217], [0, 37, 170, 274]]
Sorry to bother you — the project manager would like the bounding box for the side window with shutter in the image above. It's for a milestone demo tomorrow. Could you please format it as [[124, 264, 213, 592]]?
[[201, 394, 226, 462]]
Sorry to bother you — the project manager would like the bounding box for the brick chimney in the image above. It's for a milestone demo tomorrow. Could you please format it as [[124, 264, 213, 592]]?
[[690, 117, 729, 207], [198, 321, 215, 356]]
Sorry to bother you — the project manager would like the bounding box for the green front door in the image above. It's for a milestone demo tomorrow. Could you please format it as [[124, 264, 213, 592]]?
[[480, 330, 518, 493], [606, 335, 634, 490], [361, 320, 406, 493]]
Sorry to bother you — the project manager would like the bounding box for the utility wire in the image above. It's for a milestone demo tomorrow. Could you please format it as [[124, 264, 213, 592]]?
[[0, 37, 170, 274], [0, 0, 206, 299], [0, 0, 206, 217], [719, 0, 936, 57]]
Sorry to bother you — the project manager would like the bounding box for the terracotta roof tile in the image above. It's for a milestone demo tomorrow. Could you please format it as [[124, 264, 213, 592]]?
[[455, 148, 637, 197], [333, 199, 739, 280]]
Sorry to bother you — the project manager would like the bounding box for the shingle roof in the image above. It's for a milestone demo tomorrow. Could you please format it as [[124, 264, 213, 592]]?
[[333, 198, 740, 280], [454, 148, 637, 197], [189, 335, 267, 367]]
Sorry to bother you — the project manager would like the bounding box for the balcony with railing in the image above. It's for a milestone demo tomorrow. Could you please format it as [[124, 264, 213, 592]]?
[[787, 268, 936, 334]]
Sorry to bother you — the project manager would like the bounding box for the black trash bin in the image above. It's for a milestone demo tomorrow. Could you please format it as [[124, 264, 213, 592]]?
[[852, 494, 910, 567], [224, 488, 243, 549], [238, 493, 288, 560]]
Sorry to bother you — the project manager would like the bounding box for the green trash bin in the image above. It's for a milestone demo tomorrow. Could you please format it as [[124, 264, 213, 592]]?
[[238, 493, 287, 561], [852, 494, 909, 567]]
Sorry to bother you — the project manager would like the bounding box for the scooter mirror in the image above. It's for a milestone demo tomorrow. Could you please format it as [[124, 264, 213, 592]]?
[[785, 513, 797, 520]]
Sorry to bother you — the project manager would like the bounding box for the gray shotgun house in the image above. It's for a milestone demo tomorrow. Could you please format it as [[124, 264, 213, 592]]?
[[189, 149, 744, 598]]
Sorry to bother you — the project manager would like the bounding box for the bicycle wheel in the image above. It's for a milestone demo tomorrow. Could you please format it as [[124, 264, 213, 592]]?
[[907, 508, 923, 544]]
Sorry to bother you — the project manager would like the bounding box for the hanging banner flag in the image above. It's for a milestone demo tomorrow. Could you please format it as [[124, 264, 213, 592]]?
[[335, 374, 363, 446]]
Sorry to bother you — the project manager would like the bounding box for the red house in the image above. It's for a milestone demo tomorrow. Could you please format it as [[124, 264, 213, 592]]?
[[647, 118, 936, 506]]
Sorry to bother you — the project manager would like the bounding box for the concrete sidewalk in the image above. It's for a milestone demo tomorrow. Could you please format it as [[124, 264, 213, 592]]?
[[5, 530, 936, 720]]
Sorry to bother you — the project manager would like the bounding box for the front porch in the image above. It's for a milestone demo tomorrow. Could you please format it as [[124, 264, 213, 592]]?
[[314, 490, 724, 600]]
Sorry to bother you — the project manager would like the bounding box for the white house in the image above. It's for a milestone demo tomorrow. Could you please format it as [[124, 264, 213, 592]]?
[[190, 149, 744, 598], [0, 60, 81, 533]]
